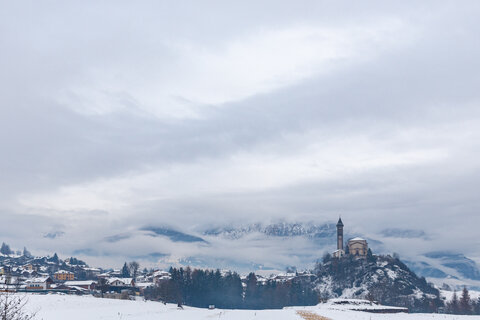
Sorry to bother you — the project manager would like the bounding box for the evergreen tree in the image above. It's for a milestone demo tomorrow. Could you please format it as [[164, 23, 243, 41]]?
[[121, 262, 130, 277], [459, 286, 472, 315], [146, 267, 316, 310], [366, 291, 375, 302], [183, 267, 193, 305], [322, 253, 331, 263], [244, 272, 258, 309], [50, 253, 59, 264], [68, 257, 86, 265], [474, 297, 480, 315], [0, 242, 12, 255], [285, 266, 297, 273], [221, 271, 243, 309], [447, 290, 460, 314], [22, 247, 32, 258], [366, 248, 375, 263]]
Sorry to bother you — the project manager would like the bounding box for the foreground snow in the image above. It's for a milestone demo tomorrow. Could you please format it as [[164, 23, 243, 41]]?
[[22, 294, 480, 320]]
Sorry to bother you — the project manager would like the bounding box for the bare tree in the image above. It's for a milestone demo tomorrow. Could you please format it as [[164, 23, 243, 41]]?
[[0, 290, 36, 320], [128, 261, 140, 280]]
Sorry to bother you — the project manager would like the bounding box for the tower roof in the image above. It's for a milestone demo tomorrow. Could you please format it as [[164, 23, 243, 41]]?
[[336, 217, 344, 227], [349, 237, 366, 242]]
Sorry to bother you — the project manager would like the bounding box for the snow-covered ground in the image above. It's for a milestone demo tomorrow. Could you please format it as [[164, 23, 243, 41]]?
[[21, 294, 480, 320]]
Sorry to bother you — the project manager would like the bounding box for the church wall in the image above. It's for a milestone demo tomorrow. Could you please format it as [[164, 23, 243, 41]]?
[[348, 241, 368, 257]]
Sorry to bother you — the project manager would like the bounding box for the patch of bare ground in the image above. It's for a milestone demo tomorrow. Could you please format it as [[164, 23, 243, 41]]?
[[296, 310, 331, 320]]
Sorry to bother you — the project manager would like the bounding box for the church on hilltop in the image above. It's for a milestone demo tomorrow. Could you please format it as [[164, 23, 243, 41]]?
[[332, 217, 369, 259]]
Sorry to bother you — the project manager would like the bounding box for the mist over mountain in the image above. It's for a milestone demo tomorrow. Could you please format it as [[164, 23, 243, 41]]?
[[1, 1, 480, 305], [31, 219, 476, 291]]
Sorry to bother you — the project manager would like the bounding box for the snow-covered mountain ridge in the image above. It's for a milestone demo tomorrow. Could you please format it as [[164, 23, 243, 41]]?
[[203, 222, 337, 240]]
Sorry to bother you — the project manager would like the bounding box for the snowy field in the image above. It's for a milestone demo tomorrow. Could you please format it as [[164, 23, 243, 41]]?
[[22, 294, 480, 320]]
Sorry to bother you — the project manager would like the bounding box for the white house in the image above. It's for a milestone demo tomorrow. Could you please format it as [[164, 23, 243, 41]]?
[[25, 276, 54, 290], [107, 277, 135, 287], [64, 280, 97, 290]]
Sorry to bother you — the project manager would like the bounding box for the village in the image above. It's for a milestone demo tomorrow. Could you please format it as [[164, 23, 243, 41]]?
[[0, 218, 382, 301], [0, 248, 316, 299]]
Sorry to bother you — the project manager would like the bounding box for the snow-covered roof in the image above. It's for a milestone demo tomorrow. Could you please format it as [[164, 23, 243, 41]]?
[[325, 299, 408, 311], [107, 277, 133, 285], [275, 272, 296, 278], [152, 270, 170, 277], [82, 267, 101, 272], [20, 270, 37, 276], [64, 281, 96, 286], [0, 275, 20, 283], [349, 237, 366, 242], [25, 276, 52, 283], [69, 286, 89, 292], [296, 272, 315, 277], [55, 270, 74, 274], [0, 284, 26, 289], [135, 282, 154, 288]]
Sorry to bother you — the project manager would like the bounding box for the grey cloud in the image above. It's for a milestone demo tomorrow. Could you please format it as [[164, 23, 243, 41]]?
[[1, 1, 480, 271], [43, 231, 65, 239], [381, 229, 428, 240]]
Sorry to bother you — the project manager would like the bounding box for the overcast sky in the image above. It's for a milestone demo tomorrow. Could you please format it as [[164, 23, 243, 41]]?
[[1, 1, 480, 269]]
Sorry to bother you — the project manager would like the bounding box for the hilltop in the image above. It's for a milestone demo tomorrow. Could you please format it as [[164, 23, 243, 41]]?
[[315, 253, 443, 312]]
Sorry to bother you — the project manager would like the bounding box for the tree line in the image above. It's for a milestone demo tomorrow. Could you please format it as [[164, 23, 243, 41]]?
[[445, 286, 480, 315], [1, 242, 32, 257], [144, 267, 318, 309], [120, 261, 140, 278]]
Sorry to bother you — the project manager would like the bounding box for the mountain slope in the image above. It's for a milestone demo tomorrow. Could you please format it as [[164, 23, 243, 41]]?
[[314, 254, 443, 312]]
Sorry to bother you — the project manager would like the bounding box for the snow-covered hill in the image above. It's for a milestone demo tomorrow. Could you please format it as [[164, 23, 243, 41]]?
[[315, 254, 443, 312]]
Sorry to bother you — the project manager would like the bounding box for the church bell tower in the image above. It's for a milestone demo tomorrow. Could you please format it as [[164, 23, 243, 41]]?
[[336, 217, 344, 251]]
